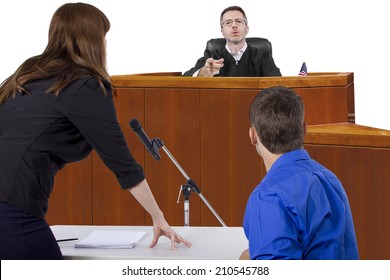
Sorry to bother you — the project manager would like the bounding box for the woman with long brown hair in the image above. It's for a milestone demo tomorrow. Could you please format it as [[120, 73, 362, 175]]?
[[0, 2, 190, 259]]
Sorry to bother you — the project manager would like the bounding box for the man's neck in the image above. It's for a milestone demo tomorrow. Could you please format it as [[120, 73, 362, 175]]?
[[263, 152, 282, 172]]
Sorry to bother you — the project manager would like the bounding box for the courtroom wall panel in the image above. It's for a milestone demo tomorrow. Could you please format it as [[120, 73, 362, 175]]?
[[46, 156, 93, 225], [295, 87, 351, 124], [373, 149, 390, 259]]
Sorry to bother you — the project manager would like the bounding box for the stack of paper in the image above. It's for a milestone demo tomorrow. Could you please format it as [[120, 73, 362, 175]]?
[[75, 230, 146, 249]]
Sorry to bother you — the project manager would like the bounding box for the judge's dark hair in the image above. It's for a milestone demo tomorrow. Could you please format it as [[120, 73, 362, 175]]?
[[249, 86, 305, 154], [220, 6, 248, 27], [0, 2, 112, 105]]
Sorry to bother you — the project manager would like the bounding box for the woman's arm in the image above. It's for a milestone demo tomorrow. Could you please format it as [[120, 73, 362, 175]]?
[[128, 179, 192, 249]]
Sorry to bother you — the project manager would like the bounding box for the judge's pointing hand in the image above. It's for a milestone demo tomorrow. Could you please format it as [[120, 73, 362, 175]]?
[[198, 57, 224, 77]]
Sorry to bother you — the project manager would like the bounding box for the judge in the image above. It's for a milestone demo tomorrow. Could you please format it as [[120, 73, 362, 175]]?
[[183, 6, 281, 77]]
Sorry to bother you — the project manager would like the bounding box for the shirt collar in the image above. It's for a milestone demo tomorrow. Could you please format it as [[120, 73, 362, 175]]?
[[225, 42, 247, 61], [268, 149, 311, 174]]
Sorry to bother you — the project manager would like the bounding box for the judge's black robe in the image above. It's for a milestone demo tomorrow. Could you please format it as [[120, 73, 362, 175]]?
[[183, 44, 281, 77]]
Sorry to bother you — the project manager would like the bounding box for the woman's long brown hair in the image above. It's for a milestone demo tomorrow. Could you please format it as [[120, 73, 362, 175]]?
[[0, 2, 112, 105]]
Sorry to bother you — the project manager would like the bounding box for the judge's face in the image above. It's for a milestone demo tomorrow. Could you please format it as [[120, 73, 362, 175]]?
[[220, 10, 249, 45]]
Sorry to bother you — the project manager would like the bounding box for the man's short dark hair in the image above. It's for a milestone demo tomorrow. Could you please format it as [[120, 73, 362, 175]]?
[[249, 86, 305, 154], [220, 6, 247, 26]]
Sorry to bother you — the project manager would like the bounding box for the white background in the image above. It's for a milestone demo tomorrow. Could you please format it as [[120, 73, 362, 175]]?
[[1, 0, 389, 130]]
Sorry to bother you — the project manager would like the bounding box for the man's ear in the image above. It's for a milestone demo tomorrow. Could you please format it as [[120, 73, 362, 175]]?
[[249, 126, 258, 145]]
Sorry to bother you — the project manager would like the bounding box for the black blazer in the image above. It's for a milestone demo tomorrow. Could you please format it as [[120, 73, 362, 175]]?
[[183, 38, 281, 77], [0, 78, 144, 218]]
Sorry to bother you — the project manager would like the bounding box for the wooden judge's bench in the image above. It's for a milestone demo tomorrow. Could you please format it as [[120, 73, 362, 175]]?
[[46, 72, 390, 259]]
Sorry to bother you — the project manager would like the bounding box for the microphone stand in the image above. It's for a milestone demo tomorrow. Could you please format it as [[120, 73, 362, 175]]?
[[151, 138, 227, 227]]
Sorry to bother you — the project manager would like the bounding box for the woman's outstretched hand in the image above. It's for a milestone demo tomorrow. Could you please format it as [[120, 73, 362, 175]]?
[[149, 218, 192, 249]]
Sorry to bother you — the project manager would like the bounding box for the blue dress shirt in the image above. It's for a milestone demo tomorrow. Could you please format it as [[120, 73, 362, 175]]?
[[243, 149, 359, 259]]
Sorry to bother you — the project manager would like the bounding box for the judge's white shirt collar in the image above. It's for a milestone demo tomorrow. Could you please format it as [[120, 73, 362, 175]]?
[[225, 42, 248, 61]]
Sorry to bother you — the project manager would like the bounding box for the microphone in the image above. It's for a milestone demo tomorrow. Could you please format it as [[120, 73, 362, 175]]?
[[129, 118, 161, 161]]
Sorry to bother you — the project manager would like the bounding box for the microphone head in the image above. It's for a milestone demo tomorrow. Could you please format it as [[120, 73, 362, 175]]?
[[130, 118, 142, 132]]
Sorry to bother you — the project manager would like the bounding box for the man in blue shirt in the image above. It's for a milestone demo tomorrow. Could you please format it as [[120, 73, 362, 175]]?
[[242, 86, 359, 259]]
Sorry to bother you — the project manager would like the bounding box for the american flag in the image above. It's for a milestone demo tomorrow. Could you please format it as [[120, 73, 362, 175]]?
[[299, 62, 307, 76]]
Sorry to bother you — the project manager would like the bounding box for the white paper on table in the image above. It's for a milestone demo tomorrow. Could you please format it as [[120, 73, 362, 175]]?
[[74, 230, 146, 249]]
